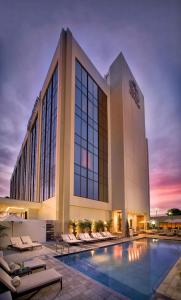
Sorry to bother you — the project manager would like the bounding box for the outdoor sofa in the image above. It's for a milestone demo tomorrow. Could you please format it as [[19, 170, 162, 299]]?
[[0, 267, 62, 299]]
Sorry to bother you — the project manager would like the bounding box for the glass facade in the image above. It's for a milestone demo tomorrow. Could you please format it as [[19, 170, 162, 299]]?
[[10, 142, 28, 200], [74, 60, 108, 202], [29, 117, 38, 201], [40, 65, 58, 201], [10, 65, 58, 202], [21, 142, 28, 200]]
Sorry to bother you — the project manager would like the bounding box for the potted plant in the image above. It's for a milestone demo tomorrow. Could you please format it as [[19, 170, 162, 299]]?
[[94, 220, 104, 232], [69, 220, 77, 235], [78, 219, 92, 233]]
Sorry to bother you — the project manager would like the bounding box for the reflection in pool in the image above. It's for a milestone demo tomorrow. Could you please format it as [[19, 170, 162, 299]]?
[[57, 238, 181, 300]]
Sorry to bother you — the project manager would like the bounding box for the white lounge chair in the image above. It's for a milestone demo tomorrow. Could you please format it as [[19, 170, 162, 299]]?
[[78, 233, 97, 242], [177, 230, 181, 237], [0, 267, 62, 298], [61, 234, 83, 244], [10, 237, 33, 251], [166, 230, 175, 237], [102, 231, 117, 239], [21, 236, 42, 248], [91, 232, 107, 240], [0, 257, 46, 275]]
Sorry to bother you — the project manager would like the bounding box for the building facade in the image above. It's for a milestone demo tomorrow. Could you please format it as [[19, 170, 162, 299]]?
[[7, 29, 149, 234]]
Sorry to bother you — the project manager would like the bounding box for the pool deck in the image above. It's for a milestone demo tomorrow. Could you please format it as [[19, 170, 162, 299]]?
[[2, 235, 181, 300]]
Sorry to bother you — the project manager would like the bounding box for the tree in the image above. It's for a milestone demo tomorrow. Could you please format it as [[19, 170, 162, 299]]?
[[167, 208, 181, 216]]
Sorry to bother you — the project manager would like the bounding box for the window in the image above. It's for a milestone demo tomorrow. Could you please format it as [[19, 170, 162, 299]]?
[[74, 60, 108, 202], [29, 117, 38, 202], [40, 65, 58, 201]]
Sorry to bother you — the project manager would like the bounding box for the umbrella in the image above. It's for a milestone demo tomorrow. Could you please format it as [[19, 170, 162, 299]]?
[[0, 214, 25, 236]]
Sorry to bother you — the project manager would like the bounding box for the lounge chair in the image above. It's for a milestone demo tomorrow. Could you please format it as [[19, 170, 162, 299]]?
[[10, 237, 33, 251], [129, 229, 139, 237], [21, 236, 42, 248], [78, 233, 97, 242], [61, 234, 83, 244], [0, 257, 46, 275], [91, 232, 107, 240], [166, 230, 175, 237], [0, 267, 62, 299], [177, 230, 181, 237], [158, 230, 167, 236], [102, 231, 117, 239]]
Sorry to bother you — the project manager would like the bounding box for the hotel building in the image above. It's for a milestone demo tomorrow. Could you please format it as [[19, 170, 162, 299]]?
[[2, 29, 150, 234]]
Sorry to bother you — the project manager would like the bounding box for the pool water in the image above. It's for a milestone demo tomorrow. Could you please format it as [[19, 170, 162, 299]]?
[[57, 238, 181, 300]]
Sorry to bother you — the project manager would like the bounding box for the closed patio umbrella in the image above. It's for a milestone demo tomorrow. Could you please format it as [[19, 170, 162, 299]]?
[[0, 214, 25, 236]]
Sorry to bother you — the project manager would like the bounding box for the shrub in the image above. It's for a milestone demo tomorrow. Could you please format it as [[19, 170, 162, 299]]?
[[94, 220, 104, 232], [106, 219, 112, 232], [78, 219, 92, 233], [69, 220, 77, 235]]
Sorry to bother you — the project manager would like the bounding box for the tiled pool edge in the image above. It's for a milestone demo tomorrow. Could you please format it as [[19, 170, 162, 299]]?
[[156, 257, 181, 300], [54, 236, 181, 300], [54, 235, 144, 258]]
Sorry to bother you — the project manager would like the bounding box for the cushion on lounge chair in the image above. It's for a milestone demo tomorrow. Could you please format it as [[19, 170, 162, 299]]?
[[16, 268, 61, 294], [10, 237, 32, 250], [24, 258, 46, 270], [61, 234, 69, 242], [12, 276, 21, 287], [68, 234, 77, 240], [0, 267, 16, 292], [10, 237, 22, 246], [0, 257, 11, 272], [0, 258, 20, 274], [21, 236, 32, 244], [21, 236, 42, 247]]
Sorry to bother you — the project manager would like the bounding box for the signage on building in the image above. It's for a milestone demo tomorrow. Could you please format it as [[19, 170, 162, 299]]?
[[129, 80, 140, 109]]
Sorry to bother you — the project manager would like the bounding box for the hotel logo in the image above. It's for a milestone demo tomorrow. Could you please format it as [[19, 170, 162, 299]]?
[[129, 80, 140, 109]]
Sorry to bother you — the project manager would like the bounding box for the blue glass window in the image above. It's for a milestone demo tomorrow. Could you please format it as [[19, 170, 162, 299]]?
[[74, 59, 108, 202], [40, 65, 58, 201]]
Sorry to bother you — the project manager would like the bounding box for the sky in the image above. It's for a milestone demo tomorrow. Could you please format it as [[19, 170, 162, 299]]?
[[0, 0, 180, 214]]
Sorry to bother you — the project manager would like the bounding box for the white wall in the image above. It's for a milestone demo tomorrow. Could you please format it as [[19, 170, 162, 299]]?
[[0, 220, 46, 249]]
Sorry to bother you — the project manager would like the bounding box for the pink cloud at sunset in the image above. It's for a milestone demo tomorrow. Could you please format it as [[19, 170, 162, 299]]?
[[150, 170, 181, 212]]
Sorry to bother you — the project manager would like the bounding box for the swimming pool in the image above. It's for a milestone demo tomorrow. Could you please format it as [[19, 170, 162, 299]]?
[[57, 238, 181, 300]]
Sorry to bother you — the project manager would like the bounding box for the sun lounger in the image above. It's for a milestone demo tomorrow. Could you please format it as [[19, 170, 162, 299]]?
[[10, 237, 33, 251], [102, 231, 117, 239], [158, 230, 167, 236], [91, 232, 107, 240], [0, 267, 62, 299], [78, 233, 97, 242], [177, 230, 181, 237], [166, 231, 175, 236], [61, 234, 83, 244], [21, 236, 42, 248], [0, 257, 46, 275]]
